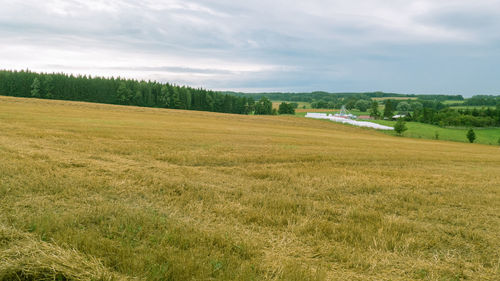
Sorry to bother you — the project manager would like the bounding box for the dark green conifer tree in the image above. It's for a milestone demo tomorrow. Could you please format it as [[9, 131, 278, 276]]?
[[369, 101, 380, 119], [30, 78, 41, 98], [383, 100, 394, 119], [116, 82, 132, 104], [466, 129, 476, 143]]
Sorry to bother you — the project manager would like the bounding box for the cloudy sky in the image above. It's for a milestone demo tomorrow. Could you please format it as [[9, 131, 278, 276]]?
[[1, 0, 499, 95]]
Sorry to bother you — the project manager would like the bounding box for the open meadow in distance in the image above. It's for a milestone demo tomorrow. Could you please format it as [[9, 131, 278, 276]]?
[[372, 97, 418, 101], [296, 109, 500, 145], [370, 120, 500, 145], [1, 96, 500, 280]]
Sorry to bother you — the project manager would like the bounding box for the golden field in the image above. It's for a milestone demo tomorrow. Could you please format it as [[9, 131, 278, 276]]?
[[0, 96, 499, 281]]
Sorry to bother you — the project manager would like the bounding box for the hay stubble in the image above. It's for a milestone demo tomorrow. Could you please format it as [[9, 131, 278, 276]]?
[[0, 96, 499, 280]]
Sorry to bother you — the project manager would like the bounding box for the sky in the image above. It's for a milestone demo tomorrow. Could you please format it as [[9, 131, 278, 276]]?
[[1, 0, 499, 96]]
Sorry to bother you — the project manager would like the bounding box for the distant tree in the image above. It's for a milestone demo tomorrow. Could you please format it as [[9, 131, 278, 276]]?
[[497, 137, 500, 145], [30, 78, 41, 98], [278, 102, 295, 115], [222, 95, 233, 113], [158, 85, 169, 107], [43, 76, 54, 98], [169, 87, 182, 109], [394, 118, 407, 136], [410, 101, 423, 112], [472, 108, 479, 117], [345, 98, 357, 110], [383, 100, 394, 119], [466, 129, 476, 143], [311, 99, 328, 109], [116, 82, 131, 104], [434, 131, 439, 140], [354, 99, 370, 112], [247, 97, 255, 113], [369, 101, 380, 119], [0, 69, 254, 116], [396, 101, 410, 114], [133, 90, 143, 106], [254, 97, 273, 115]]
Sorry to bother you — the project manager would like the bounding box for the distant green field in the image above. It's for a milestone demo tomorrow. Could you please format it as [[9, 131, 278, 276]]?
[[292, 103, 500, 145], [297, 111, 500, 145], [447, 105, 496, 110], [442, 100, 465, 105], [370, 120, 500, 145], [272, 101, 311, 109], [372, 97, 417, 101]]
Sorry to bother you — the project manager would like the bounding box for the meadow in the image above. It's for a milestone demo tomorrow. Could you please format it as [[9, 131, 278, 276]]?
[[370, 120, 500, 145], [372, 97, 418, 101], [297, 110, 500, 145], [1, 96, 500, 281], [272, 101, 311, 110]]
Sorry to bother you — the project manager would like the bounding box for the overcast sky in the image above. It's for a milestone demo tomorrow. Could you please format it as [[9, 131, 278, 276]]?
[[1, 0, 499, 95]]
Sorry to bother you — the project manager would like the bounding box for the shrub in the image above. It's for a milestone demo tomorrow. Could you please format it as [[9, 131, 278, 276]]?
[[394, 119, 407, 136], [466, 129, 476, 143]]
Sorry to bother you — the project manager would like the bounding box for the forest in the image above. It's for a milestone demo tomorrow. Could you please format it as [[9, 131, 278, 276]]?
[[229, 91, 464, 103], [378, 99, 500, 128], [0, 70, 277, 115], [1, 70, 498, 126]]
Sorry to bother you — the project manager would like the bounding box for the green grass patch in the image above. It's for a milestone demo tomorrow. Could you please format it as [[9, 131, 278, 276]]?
[[442, 100, 465, 105], [446, 105, 496, 110], [370, 120, 500, 145]]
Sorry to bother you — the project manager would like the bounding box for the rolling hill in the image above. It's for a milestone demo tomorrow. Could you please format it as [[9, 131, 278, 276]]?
[[1, 96, 499, 280]]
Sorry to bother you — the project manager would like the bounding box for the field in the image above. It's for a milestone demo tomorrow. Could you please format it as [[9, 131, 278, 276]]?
[[372, 97, 418, 101], [1, 96, 500, 281], [446, 106, 496, 110], [298, 109, 500, 145], [272, 101, 311, 110], [370, 120, 500, 145], [443, 100, 465, 105]]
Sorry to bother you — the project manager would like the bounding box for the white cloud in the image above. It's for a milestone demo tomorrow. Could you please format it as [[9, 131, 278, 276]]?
[[0, 0, 499, 94]]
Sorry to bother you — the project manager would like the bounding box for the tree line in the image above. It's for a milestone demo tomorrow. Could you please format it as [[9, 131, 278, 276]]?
[[232, 91, 464, 104], [373, 99, 500, 128], [462, 95, 500, 106], [0, 69, 282, 115]]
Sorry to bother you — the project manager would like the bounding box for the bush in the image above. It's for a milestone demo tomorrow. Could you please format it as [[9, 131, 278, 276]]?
[[278, 102, 295, 115], [466, 129, 476, 143], [394, 119, 407, 136], [354, 100, 370, 112], [396, 102, 410, 114]]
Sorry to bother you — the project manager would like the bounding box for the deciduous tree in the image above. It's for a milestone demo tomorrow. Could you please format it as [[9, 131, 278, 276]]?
[[394, 118, 407, 136]]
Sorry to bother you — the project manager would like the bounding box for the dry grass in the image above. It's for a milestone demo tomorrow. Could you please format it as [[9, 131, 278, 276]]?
[[0, 96, 499, 280], [0, 224, 130, 281]]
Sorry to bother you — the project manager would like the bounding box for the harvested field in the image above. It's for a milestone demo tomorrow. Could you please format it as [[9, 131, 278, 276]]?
[[1, 96, 499, 280]]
